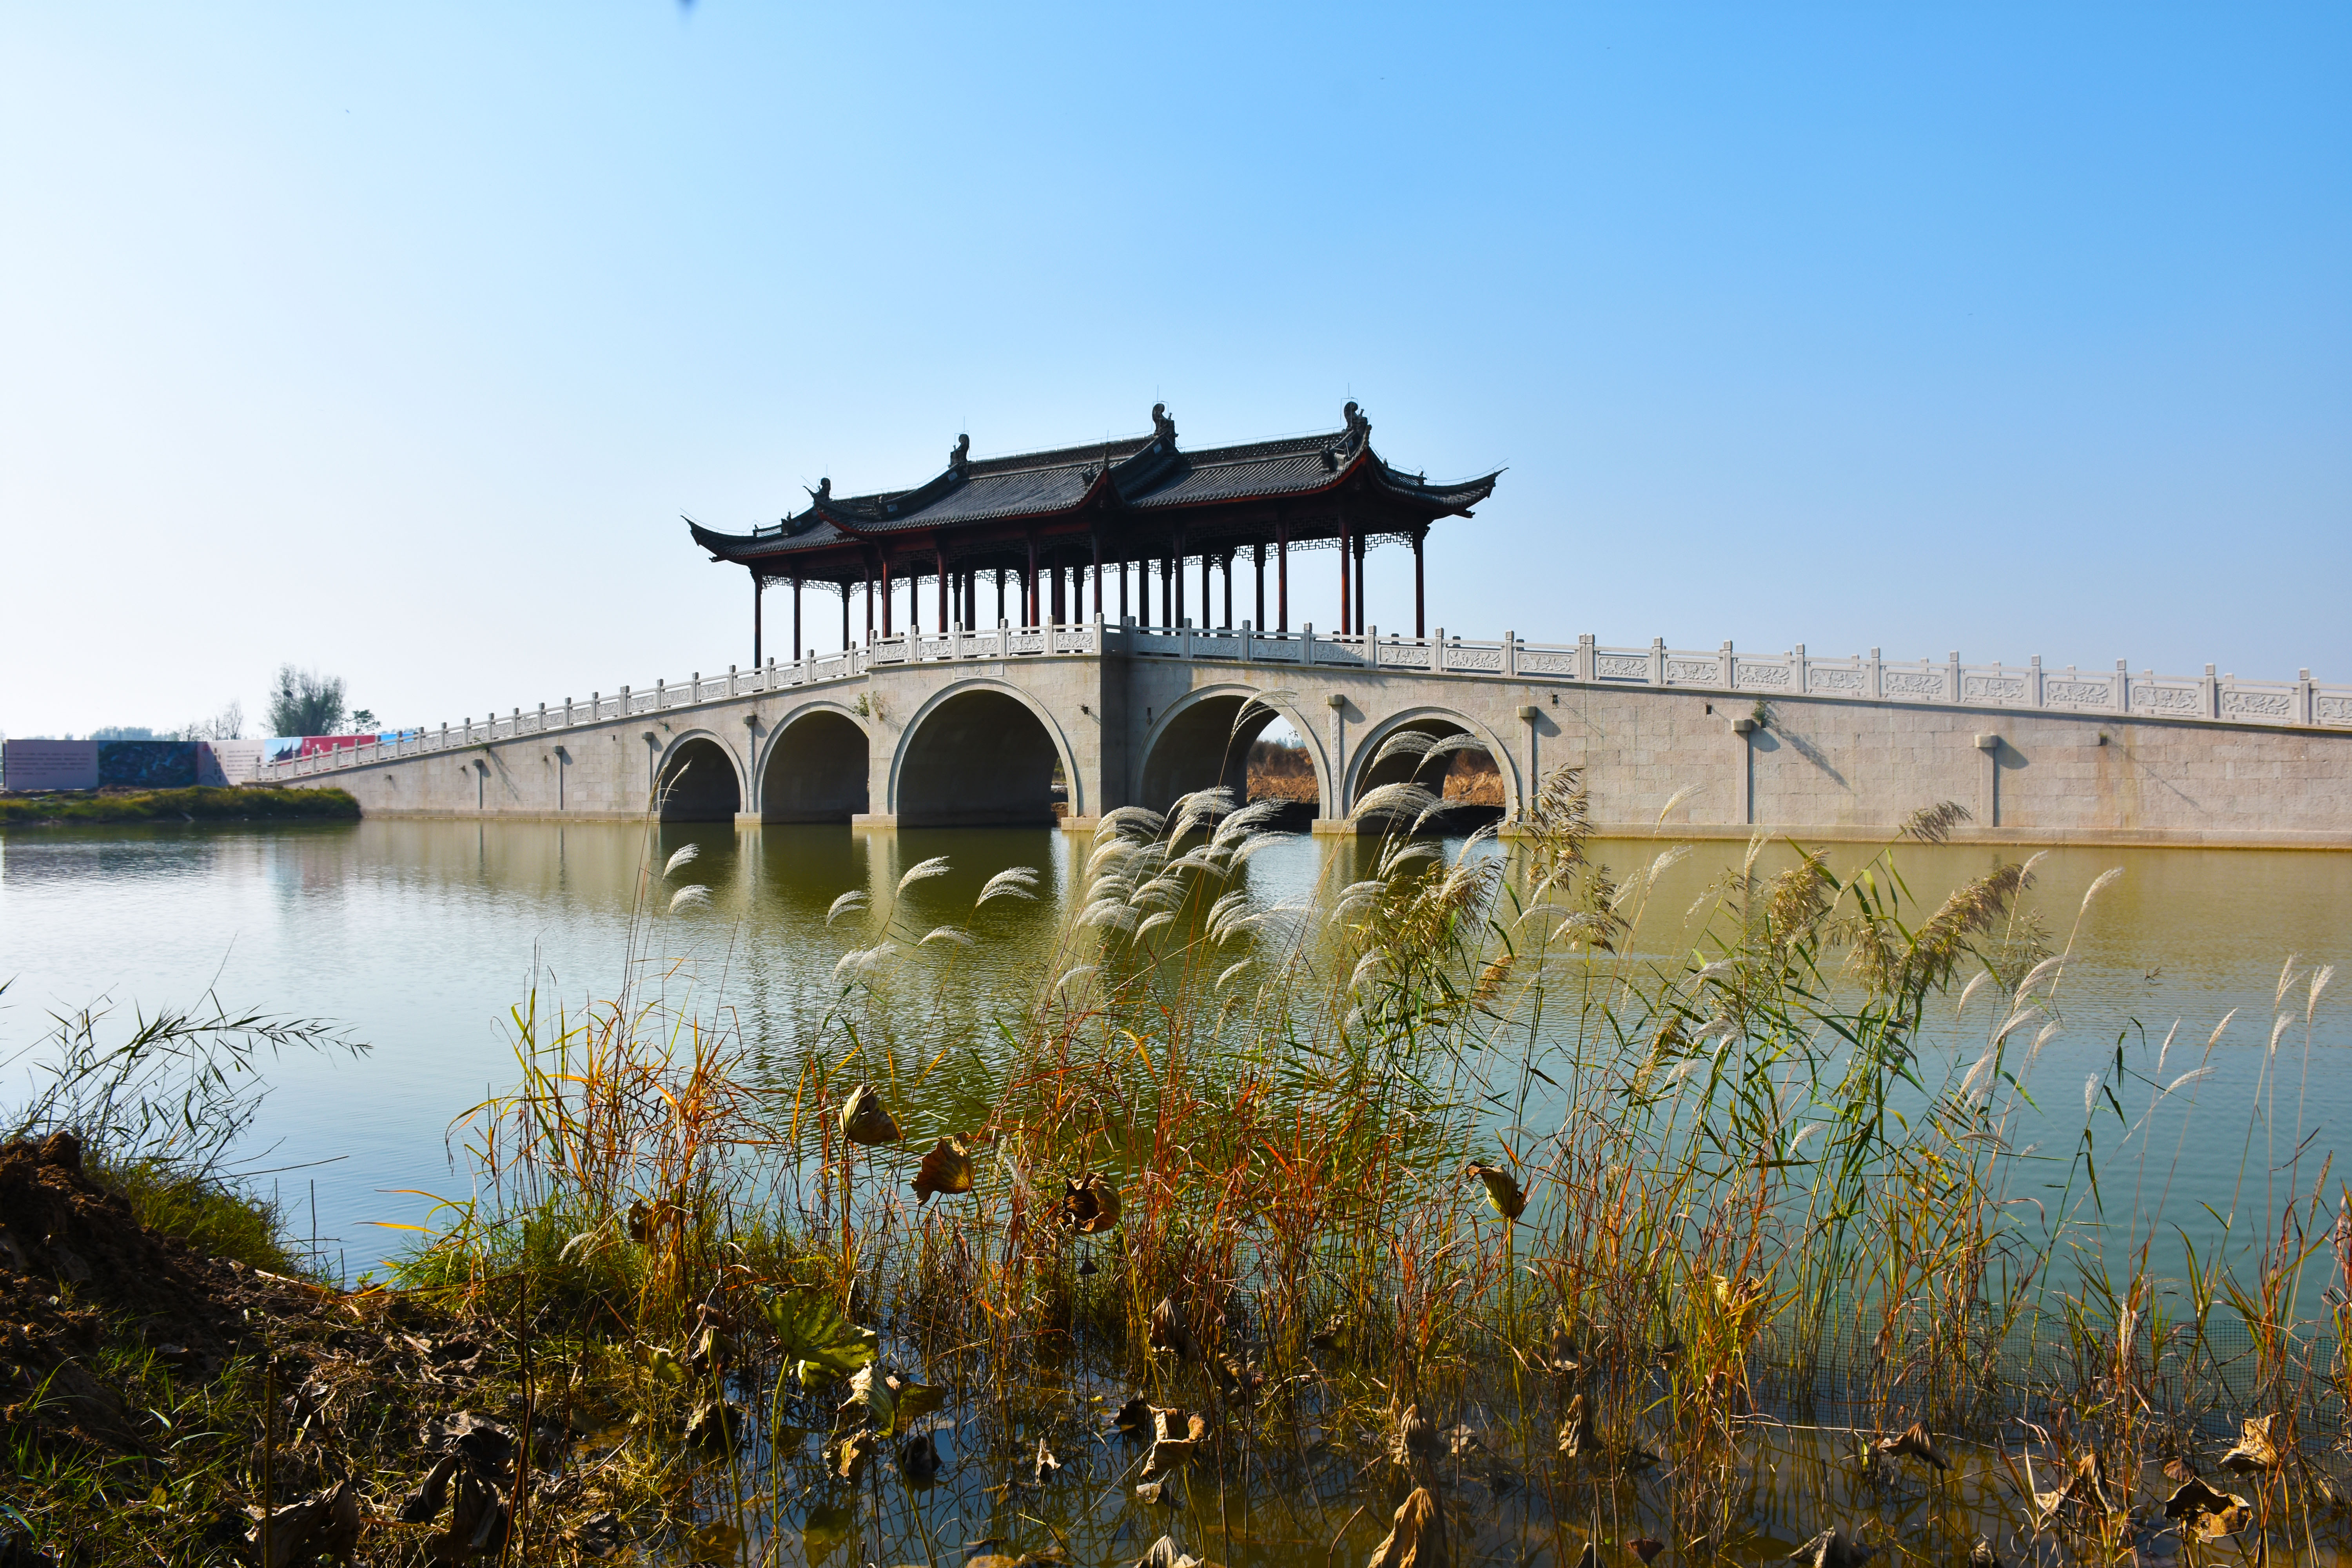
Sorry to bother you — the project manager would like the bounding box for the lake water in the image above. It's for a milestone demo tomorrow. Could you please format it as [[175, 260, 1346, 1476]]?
[[2, 818, 2347, 1291]]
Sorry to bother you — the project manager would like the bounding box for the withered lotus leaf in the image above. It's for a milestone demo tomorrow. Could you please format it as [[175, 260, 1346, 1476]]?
[[911, 1137, 974, 1205], [891, 1378, 947, 1425], [1139, 1434, 1198, 1481], [2164, 1476, 2247, 1524], [1137, 1536, 1201, 1568], [1366, 1486, 1440, 1568], [2196, 1503, 2255, 1540], [1115, 1396, 1152, 1435], [1873, 1421, 1949, 1472], [1148, 1294, 1199, 1361], [1465, 1161, 1527, 1221], [1149, 1405, 1205, 1444], [837, 1362, 896, 1437], [2220, 1414, 2280, 1474], [1787, 1529, 1875, 1568], [840, 1083, 902, 1147], [1630, 1539, 1665, 1565], [900, 1430, 941, 1481], [1534, 1323, 1583, 1377], [1573, 1544, 1597, 1568], [1034, 1437, 1062, 1484], [1966, 1539, 1997, 1568], [828, 1428, 873, 1481], [1062, 1174, 1122, 1234], [1391, 1402, 1436, 1463], [1556, 1393, 1597, 1460]]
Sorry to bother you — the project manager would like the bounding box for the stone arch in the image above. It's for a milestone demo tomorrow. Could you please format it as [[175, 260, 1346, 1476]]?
[[1136, 683, 1330, 817], [1346, 706, 1519, 826], [757, 703, 871, 822], [889, 679, 1079, 827], [654, 730, 744, 822]]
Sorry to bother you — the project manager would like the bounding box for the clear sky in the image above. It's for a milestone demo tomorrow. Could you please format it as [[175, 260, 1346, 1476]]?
[[4, 3, 2345, 739]]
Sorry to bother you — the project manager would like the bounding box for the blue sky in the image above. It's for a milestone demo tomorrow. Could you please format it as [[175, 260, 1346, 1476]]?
[[4, 3, 2346, 737]]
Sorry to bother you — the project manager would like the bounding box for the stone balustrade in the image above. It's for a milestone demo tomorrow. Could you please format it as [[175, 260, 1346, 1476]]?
[[264, 617, 2350, 781]]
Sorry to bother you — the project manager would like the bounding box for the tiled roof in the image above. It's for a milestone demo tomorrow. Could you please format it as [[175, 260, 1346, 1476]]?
[[689, 403, 1499, 566]]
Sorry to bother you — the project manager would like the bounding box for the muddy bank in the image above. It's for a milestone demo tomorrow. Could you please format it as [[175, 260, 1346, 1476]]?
[[0, 1135, 626, 1564]]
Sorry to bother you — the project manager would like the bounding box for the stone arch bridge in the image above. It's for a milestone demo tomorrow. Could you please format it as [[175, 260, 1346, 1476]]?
[[270, 621, 2352, 848]]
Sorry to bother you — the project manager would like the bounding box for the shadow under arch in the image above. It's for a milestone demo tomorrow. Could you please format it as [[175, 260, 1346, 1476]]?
[[655, 733, 743, 822], [760, 707, 869, 822], [1138, 686, 1324, 817], [1348, 708, 1516, 828], [892, 685, 1068, 826]]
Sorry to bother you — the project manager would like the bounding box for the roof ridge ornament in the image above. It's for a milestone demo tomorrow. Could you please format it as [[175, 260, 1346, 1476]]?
[[811, 477, 833, 503], [1151, 402, 1176, 449], [1343, 400, 1370, 443], [949, 433, 970, 477]]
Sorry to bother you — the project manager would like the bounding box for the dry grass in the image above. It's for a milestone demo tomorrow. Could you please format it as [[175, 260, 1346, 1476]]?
[[365, 764, 2347, 1565]]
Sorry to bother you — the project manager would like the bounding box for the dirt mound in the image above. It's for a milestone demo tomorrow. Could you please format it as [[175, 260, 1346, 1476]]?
[[0, 1131, 338, 1451], [0, 1135, 638, 1563]]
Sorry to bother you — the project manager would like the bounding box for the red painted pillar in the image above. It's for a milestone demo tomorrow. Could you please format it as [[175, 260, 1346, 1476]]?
[[1354, 532, 1366, 634]]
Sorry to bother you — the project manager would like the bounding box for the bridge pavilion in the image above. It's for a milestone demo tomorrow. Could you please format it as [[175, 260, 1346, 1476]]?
[[687, 403, 1500, 664]]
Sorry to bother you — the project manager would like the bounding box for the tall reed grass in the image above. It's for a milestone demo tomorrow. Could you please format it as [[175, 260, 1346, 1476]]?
[[396, 743, 2344, 1564]]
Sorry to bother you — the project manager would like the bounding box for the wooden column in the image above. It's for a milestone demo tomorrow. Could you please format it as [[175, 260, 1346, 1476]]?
[[1161, 549, 1173, 626], [1338, 523, 1351, 635], [840, 582, 850, 650], [1221, 551, 1233, 629], [1354, 532, 1366, 637], [937, 547, 949, 633], [1024, 538, 1039, 627], [1253, 543, 1265, 630], [792, 575, 802, 661], [864, 561, 875, 642], [1091, 536, 1103, 620], [1174, 540, 1187, 626], [1277, 524, 1289, 632], [751, 572, 762, 666], [1412, 530, 1425, 639]]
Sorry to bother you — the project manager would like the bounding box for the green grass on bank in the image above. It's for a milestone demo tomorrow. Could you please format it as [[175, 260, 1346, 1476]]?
[[0, 785, 358, 827], [90, 1153, 310, 1276]]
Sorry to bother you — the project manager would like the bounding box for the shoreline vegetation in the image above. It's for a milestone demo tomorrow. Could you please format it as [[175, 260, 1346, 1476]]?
[[4, 735, 2343, 1565], [0, 784, 360, 828]]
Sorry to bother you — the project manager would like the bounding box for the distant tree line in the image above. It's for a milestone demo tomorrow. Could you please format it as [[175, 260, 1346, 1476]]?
[[74, 665, 374, 742]]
